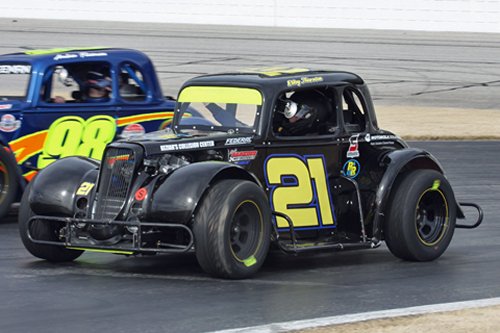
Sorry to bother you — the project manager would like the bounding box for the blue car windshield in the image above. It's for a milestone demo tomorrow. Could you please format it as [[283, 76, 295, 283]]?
[[175, 86, 262, 134], [0, 63, 31, 101]]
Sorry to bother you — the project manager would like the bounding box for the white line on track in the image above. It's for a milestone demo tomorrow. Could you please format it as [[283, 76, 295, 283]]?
[[207, 297, 500, 333]]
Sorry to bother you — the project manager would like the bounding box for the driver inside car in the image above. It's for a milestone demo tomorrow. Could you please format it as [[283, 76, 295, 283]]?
[[82, 70, 112, 102], [275, 91, 330, 136]]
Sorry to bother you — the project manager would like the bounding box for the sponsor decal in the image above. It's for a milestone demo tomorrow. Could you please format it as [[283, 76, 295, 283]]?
[[342, 159, 360, 179], [0, 65, 31, 74], [121, 123, 145, 139], [160, 140, 214, 152], [106, 154, 130, 168], [346, 134, 360, 158], [0, 114, 21, 132], [229, 149, 258, 163], [76, 182, 95, 196], [367, 134, 397, 146], [135, 187, 148, 201], [0, 104, 12, 110], [287, 76, 324, 87], [225, 137, 252, 146]]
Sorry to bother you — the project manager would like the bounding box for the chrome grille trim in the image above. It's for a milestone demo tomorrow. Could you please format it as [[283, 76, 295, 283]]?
[[93, 148, 136, 220]]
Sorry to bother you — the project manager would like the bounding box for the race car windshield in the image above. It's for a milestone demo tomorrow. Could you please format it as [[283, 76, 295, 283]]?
[[176, 86, 262, 134], [0, 63, 31, 101]]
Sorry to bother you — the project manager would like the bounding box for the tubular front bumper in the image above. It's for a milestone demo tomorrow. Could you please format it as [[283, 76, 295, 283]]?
[[456, 202, 483, 229], [27, 215, 194, 254]]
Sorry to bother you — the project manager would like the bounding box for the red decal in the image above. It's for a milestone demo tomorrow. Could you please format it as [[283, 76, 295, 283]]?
[[347, 134, 360, 158], [121, 123, 145, 138], [135, 187, 148, 201]]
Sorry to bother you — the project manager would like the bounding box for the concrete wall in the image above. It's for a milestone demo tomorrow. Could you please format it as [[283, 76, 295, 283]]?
[[1, 0, 499, 33]]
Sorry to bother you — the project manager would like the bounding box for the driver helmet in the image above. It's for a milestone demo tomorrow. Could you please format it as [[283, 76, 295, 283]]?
[[83, 70, 111, 102], [277, 92, 326, 135], [87, 71, 111, 90], [281, 100, 314, 123]]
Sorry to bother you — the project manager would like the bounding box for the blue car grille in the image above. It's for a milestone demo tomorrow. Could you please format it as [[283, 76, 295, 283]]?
[[93, 148, 136, 220]]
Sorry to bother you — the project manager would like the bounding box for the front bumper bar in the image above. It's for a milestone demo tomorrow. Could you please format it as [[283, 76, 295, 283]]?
[[27, 215, 194, 254]]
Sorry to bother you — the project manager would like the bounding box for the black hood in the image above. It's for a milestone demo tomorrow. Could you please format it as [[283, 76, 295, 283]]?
[[116, 129, 255, 157]]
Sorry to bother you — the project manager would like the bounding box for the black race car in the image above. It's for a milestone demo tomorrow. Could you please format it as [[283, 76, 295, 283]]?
[[18, 68, 482, 279]]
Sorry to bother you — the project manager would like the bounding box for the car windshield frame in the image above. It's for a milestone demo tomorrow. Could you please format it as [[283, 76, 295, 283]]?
[[174, 85, 263, 135], [0, 63, 31, 102]]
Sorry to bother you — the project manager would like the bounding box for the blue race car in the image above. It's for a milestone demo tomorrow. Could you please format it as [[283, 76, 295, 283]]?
[[0, 47, 176, 218]]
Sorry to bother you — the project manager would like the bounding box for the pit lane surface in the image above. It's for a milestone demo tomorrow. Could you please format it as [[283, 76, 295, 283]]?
[[1, 141, 499, 333]]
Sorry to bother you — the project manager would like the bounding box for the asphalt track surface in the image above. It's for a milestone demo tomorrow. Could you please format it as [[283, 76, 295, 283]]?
[[1, 20, 500, 333], [1, 141, 499, 333]]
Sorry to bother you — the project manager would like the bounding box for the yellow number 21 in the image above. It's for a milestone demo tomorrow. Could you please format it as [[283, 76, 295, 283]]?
[[265, 155, 335, 229]]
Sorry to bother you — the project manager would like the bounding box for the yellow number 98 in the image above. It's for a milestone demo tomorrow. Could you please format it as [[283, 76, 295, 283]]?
[[38, 115, 116, 168]]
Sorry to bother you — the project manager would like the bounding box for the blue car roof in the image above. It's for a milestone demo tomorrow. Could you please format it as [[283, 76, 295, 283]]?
[[0, 47, 151, 65]]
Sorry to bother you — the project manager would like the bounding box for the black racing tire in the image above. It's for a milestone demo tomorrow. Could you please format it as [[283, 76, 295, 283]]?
[[384, 169, 456, 261], [0, 147, 19, 219], [18, 181, 83, 262], [193, 179, 271, 279]]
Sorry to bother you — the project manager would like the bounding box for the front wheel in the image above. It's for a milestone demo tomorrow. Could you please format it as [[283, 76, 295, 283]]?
[[193, 179, 271, 279], [18, 182, 83, 262], [384, 169, 456, 261], [0, 147, 19, 219]]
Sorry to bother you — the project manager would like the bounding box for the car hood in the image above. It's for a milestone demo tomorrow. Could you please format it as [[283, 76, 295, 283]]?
[[118, 129, 255, 156]]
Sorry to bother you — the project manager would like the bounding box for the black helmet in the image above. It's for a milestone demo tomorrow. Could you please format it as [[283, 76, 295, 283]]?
[[276, 90, 330, 135]]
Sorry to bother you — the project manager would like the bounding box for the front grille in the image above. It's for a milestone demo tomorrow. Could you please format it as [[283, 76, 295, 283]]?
[[93, 147, 136, 220]]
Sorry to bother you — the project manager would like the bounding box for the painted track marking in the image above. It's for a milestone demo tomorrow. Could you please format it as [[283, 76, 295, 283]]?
[[207, 297, 500, 333]]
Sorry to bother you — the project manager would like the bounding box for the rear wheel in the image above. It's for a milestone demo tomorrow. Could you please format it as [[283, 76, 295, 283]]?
[[193, 179, 271, 279], [18, 182, 83, 262], [384, 169, 456, 261], [0, 147, 18, 219]]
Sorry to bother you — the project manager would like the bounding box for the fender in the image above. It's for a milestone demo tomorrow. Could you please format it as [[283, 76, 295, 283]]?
[[371, 148, 463, 242], [29, 156, 100, 216], [147, 161, 260, 224]]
